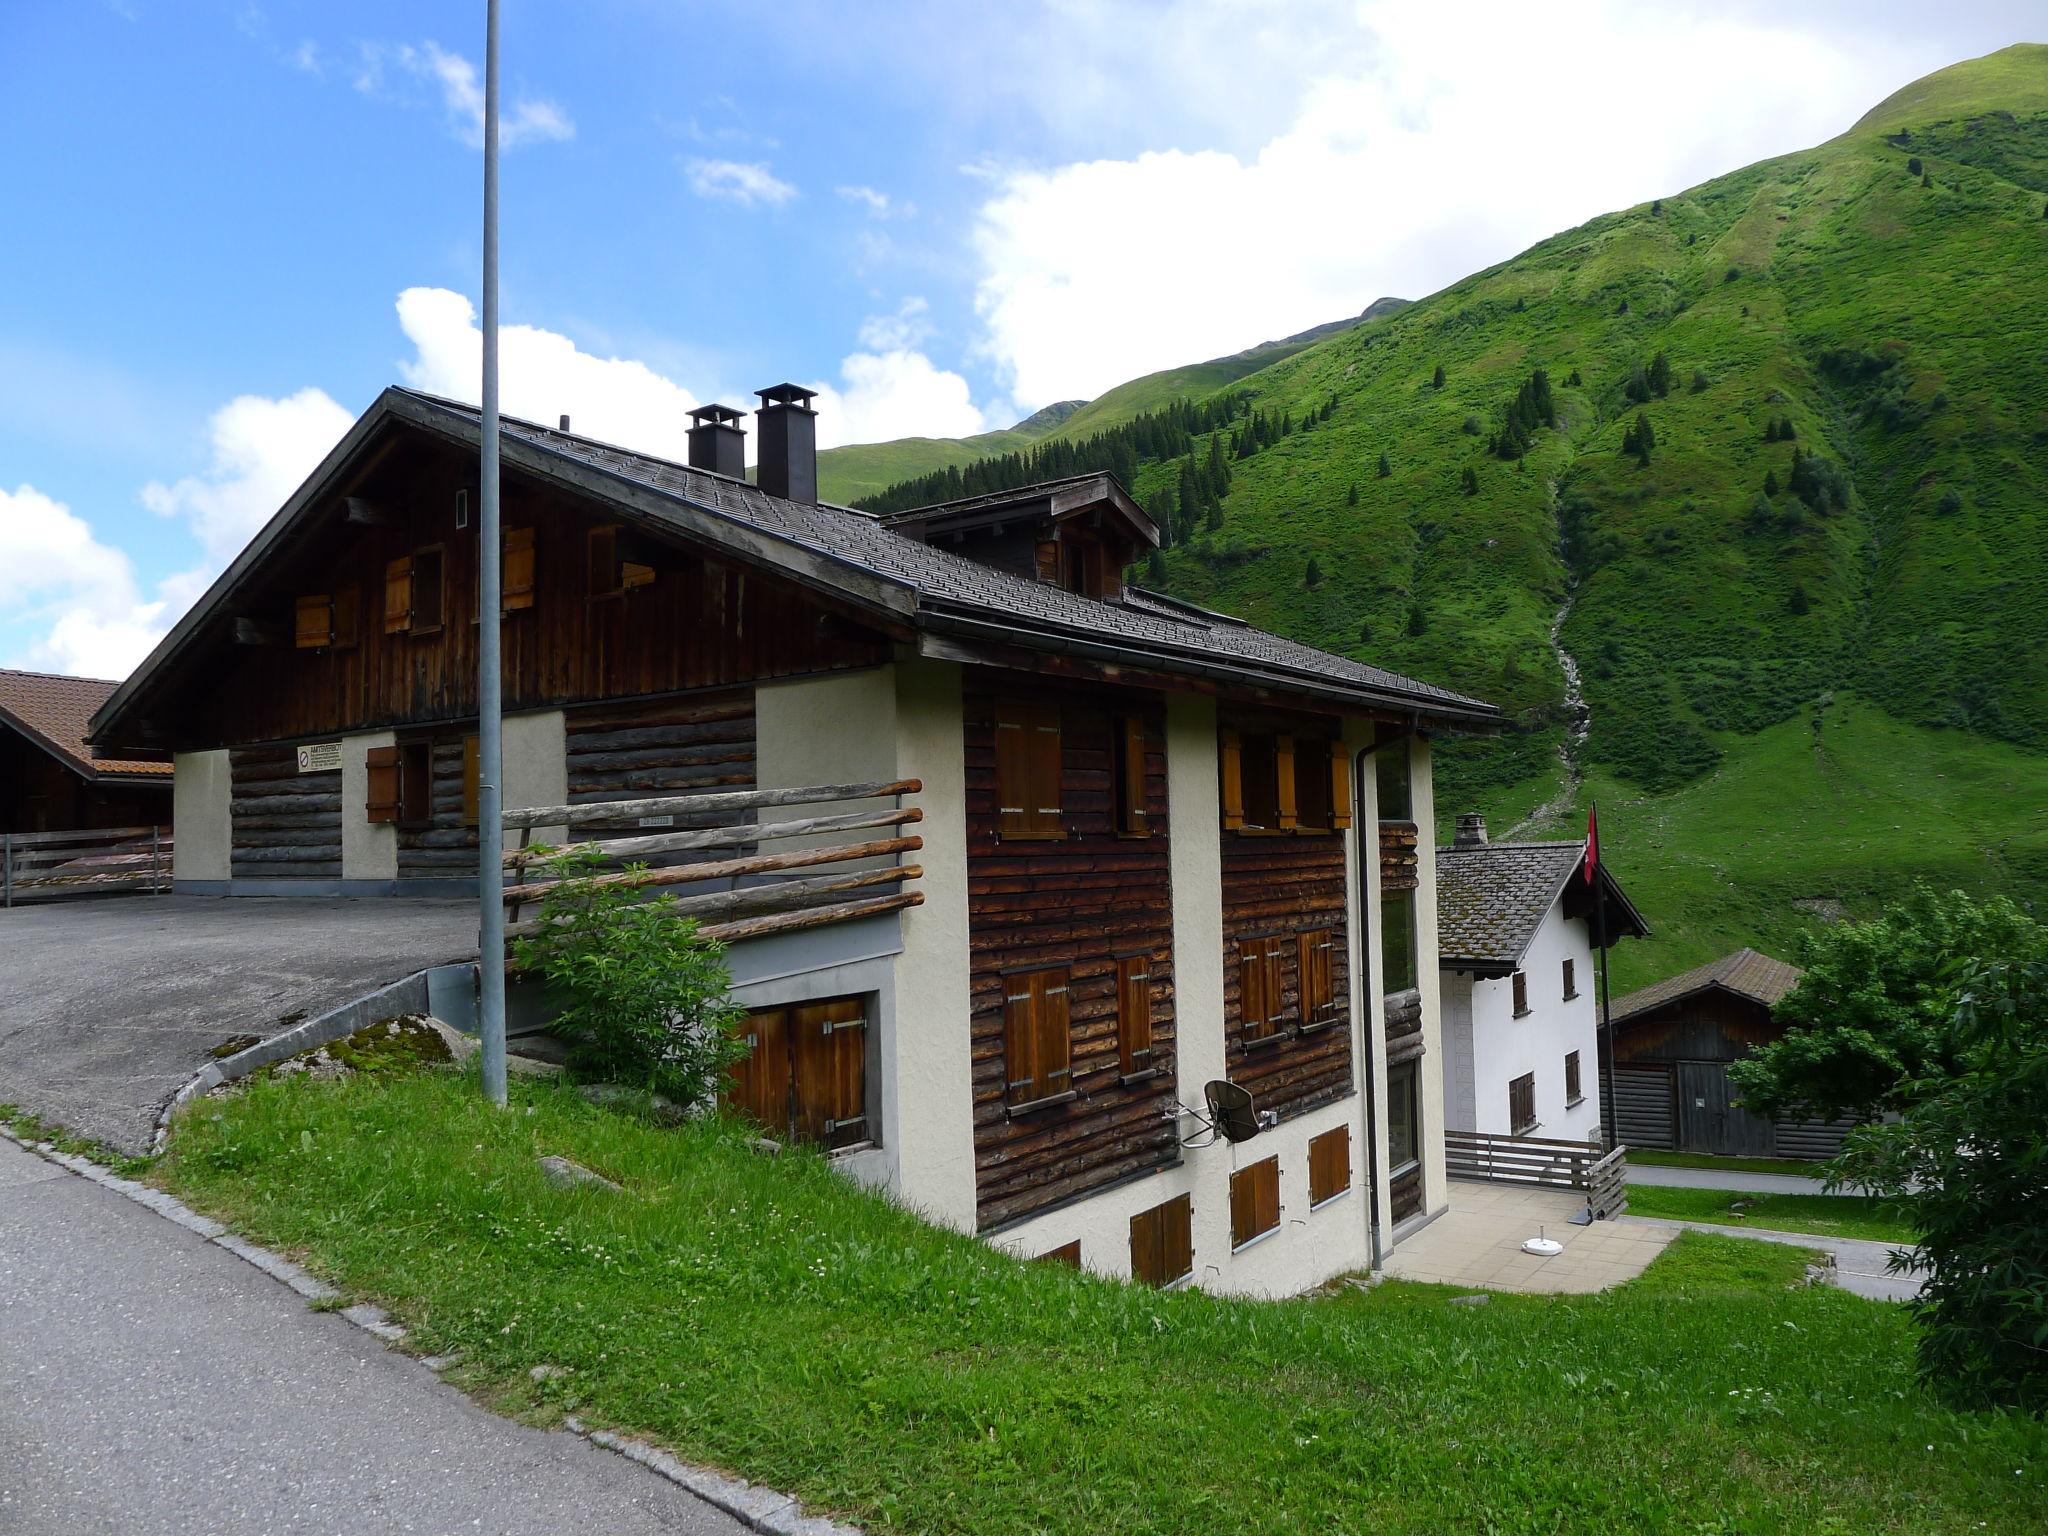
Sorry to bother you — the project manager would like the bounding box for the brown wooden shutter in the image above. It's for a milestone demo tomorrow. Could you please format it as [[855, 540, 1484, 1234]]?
[[994, 702, 1033, 840], [1268, 938, 1288, 1027], [1308, 1125, 1352, 1206], [1005, 965, 1072, 1105], [1510, 1072, 1536, 1134], [1230, 1157, 1280, 1248], [1513, 970, 1529, 1016], [364, 744, 400, 825], [1239, 943, 1268, 1037], [1297, 928, 1335, 1024], [1329, 742, 1353, 830], [1117, 714, 1148, 835], [1036, 968, 1072, 1096], [1565, 1050, 1582, 1104], [725, 1006, 793, 1136], [295, 594, 333, 649], [1275, 734, 1298, 830], [1562, 958, 1577, 998], [382, 556, 413, 634], [1130, 1194, 1192, 1287], [1027, 702, 1063, 839], [1219, 727, 1244, 830], [502, 527, 536, 612], [332, 584, 361, 649], [1116, 952, 1154, 1075], [792, 998, 868, 1147], [461, 735, 481, 827]]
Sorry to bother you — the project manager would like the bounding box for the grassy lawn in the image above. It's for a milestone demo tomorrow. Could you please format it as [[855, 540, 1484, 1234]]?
[[1629, 1149, 1823, 1178], [1624, 1186, 1918, 1246], [151, 1067, 2045, 1535]]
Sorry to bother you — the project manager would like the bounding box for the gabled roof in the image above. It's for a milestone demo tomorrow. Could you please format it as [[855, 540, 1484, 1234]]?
[[1435, 837, 1648, 974], [91, 388, 1500, 750], [878, 471, 1160, 549], [1610, 948, 1803, 1025], [0, 669, 169, 782]]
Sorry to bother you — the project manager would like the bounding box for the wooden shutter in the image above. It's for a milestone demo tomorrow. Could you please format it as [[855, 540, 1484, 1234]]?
[[1036, 1240, 1082, 1268], [461, 735, 481, 827], [996, 700, 1063, 841], [1219, 727, 1244, 830], [502, 527, 536, 612], [295, 594, 333, 649], [1005, 966, 1072, 1106], [1329, 742, 1353, 830], [382, 556, 413, 634], [1130, 1194, 1192, 1287], [792, 998, 868, 1147], [364, 745, 400, 825], [1116, 714, 1148, 835], [1230, 1157, 1280, 1248], [1565, 1050, 1582, 1104], [332, 584, 361, 649], [1027, 703, 1063, 838], [726, 1006, 793, 1136], [1116, 952, 1154, 1076], [1308, 1125, 1351, 1206], [1297, 928, 1336, 1025], [1510, 1072, 1536, 1134], [1562, 958, 1577, 999], [1512, 970, 1529, 1016], [1239, 943, 1269, 1038], [1274, 735, 1298, 830]]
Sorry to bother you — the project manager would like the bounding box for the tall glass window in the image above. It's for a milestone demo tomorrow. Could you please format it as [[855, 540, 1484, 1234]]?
[[1381, 886, 1418, 994], [1387, 1060, 1419, 1172], [1375, 737, 1412, 821]]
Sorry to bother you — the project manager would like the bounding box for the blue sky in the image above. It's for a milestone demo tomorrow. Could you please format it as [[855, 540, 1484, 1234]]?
[[0, 0, 2035, 678]]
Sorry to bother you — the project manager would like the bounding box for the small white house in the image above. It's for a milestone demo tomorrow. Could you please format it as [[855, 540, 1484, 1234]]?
[[1434, 813, 1646, 1143]]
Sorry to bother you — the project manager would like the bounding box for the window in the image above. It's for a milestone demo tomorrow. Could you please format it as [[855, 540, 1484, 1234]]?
[[1512, 969, 1530, 1017], [1375, 736, 1412, 821], [1562, 957, 1578, 1000], [1115, 952, 1156, 1078], [1509, 1071, 1537, 1135], [1565, 1050, 1584, 1107], [1003, 965, 1073, 1109], [364, 745, 400, 825], [1240, 732, 1281, 829], [1113, 714, 1149, 836], [1237, 937, 1288, 1041], [1220, 729, 1350, 835], [503, 527, 536, 612], [383, 549, 445, 636], [994, 699, 1064, 841], [725, 996, 870, 1149], [1130, 1194, 1193, 1287], [1380, 887, 1418, 994], [295, 594, 332, 649], [1297, 928, 1339, 1027], [1036, 1240, 1082, 1268], [587, 524, 655, 598], [1387, 1060, 1419, 1172], [396, 742, 434, 829], [1308, 1124, 1352, 1206], [1230, 1156, 1281, 1250]]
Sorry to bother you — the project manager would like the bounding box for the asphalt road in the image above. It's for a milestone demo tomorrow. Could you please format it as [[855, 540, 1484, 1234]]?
[[0, 896, 475, 1153], [1625, 1164, 1828, 1194], [0, 1136, 746, 1536]]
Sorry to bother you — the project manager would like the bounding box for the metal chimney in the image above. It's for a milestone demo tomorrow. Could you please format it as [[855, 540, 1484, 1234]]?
[[687, 404, 747, 478], [755, 383, 818, 503]]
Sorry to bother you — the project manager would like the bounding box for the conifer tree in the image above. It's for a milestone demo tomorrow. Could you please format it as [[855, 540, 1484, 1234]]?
[[1567, 368, 1583, 387], [1406, 601, 1428, 636], [1146, 549, 1168, 585], [1778, 416, 1796, 440], [1347, 483, 1359, 507], [1787, 583, 1810, 615], [1204, 498, 1224, 533], [1624, 364, 1651, 404], [1377, 452, 1391, 479], [1461, 466, 1480, 495], [1764, 469, 1780, 496], [1305, 556, 1323, 588], [1907, 156, 1923, 175], [1765, 418, 1780, 442], [1647, 352, 1672, 398], [1431, 363, 1446, 389]]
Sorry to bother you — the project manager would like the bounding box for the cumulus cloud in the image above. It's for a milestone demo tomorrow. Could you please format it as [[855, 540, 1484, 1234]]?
[[685, 158, 798, 207], [0, 483, 182, 679], [837, 184, 912, 219], [141, 388, 355, 566], [356, 40, 573, 149], [970, 1, 1915, 407]]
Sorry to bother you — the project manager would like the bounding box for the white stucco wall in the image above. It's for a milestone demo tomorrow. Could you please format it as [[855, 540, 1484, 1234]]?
[[1409, 735, 1449, 1218], [339, 731, 397, 882], [502, 709, 568, 846], [171, 749, 232, 884], [1439, 970, 1478, 1132], [1463, 901, 1601, 1141]]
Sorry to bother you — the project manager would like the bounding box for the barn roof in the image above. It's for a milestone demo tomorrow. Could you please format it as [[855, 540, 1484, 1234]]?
[[0, 669, 169, 782], [90, 388, 1501, 750], [1609, 947, 1803, 1025], [1435, 837, 1647, 974]]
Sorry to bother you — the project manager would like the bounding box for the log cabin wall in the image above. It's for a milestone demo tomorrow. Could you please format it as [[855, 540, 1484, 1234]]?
[[561, 691, 758, 865], [166, 432, 888, 752], [1220, 832, 1353, 1120], [962, 675, 1178, 1232], [229, 745, 341, 880]]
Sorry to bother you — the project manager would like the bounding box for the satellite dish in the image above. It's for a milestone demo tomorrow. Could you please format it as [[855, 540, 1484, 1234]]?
[[1204, 1080, 1260, 1144]]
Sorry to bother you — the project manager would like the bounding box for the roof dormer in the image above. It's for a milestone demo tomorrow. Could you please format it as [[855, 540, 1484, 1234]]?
[[877, 472, 1158, 601]]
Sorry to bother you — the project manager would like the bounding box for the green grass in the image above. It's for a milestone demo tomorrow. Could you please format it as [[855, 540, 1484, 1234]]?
[[1629, 1149, 1822, 1177], [156, 1067, 2048, 1535], [1624, 1186, 1919, 1246]]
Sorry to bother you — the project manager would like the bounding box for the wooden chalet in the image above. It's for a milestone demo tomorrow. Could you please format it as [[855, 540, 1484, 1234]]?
[[0, 668, 169, 834], [90, 383, 1500, 1294]]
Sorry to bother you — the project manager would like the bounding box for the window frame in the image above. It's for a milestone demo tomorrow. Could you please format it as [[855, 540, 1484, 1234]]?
[[1229, 1155, 1282, 1251], [1375, 737, 1413, 821], [1387, 1059, 1420, 1175], [1002, 963, 1075, 1113], [395, 740, 434, 830], [1380, 886, 1419, 995], [1509, 1071, 1538, 1136]]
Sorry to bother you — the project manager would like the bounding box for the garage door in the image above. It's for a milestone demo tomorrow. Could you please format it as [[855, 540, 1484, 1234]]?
[[1677, 1061, 1775, 1156]]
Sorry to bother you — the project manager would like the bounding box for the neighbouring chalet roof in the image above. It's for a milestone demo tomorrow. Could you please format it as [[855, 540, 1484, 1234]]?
[[0, 669, 169, 782], [1435, 837, 1648, 975], [877, 470, 1160, 547], [1609, 948, 1803, 1026], [89, 388, 1500, 750]]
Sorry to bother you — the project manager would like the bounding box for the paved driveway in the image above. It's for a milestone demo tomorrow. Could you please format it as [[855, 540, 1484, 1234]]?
[[0, 896, 475, 1155]]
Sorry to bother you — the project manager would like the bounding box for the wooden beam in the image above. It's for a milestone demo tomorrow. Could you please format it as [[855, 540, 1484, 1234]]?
[[506, 806, 921, 868], [697, 890, 923, 944], [503, 777, 920, 832], [505, 864, 920, 939], [500, 833, 921, 904]]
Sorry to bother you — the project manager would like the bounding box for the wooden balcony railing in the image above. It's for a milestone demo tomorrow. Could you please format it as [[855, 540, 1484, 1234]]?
[[1445, 1129, 1630, 1220], [1, 826, 173, 907], [500, 779, 923, 947]]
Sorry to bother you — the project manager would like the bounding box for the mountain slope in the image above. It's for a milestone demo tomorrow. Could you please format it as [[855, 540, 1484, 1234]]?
[[853, 47, 2048, 985], [814, 400, 1085, 506]]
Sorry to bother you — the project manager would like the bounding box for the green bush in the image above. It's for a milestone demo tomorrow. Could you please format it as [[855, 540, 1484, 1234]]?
[[511, 844, 746, 1108]]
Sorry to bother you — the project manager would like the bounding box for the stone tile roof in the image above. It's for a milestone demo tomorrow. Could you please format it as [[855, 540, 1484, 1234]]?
[[1609, 948, 1803, 1024], [1435, 839, 1588, 968], [0, 669, 168, 780]]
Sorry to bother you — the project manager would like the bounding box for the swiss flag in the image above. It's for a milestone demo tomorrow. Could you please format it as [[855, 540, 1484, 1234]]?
[[1585, 801, 1599, 885]]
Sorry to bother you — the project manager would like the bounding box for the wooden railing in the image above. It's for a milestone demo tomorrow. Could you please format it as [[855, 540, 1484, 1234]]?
[[1445, 1129, 1630, 1219], [500, 779, 923, 948], [2, 826, 173, 907]]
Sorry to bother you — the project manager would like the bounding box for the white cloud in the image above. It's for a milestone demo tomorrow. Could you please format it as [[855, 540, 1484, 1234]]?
[[857, 297, 936, 353], [685, 158, 798, 207], [141, 389, 355, 566], [355, 40, 573, 149], [837, 184, 912, 219], [970, 1, 1920, 407], [0, 483, 182, 679], [810, 300, 990, 447]]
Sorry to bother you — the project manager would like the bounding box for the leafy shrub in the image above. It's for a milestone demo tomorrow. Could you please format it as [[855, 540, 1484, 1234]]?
[[511, 844, 747, 1109], [1907, 156, 1924, 175], [1937, 487, 1963, 515], [1462, 413, 1482, 435], [1460, 466, 1480, 495], [1690, 369, 1711, 393]]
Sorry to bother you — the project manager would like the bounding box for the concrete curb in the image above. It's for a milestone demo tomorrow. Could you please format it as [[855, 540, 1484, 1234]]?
[[0, 1121, 862, 1536]]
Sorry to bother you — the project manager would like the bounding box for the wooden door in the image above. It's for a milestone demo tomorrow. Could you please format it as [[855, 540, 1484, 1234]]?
[[790, 998, 869, 1149], [1677, 1062, 1773, 1156], [727, 1006, 792, 1134]]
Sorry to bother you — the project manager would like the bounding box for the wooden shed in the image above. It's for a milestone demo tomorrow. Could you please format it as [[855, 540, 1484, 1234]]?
[[0, 669, 170, 835], [1604, 948, 1852, 1159]]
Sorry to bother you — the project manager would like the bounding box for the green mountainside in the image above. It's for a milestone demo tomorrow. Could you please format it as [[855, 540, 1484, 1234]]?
[[812, 399, 1085, 507], [847, 47, 2048, 986]]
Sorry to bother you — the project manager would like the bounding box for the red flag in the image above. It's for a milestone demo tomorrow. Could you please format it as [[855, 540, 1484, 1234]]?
[[1585, 801, 1599, 884]]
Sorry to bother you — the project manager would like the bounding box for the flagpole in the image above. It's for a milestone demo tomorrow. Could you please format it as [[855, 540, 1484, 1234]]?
[[476, 0, 508, 1108]]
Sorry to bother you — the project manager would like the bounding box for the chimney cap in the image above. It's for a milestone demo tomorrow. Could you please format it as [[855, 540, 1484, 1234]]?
[[757, 382, 818, 412], [689, 403, 746, 426], [1454, 811, 1488, 847]]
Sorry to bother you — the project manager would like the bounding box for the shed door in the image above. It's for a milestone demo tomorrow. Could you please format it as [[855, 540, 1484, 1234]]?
[[725, 996, 869, 1151], [1676, 1062, 1773, 1156]]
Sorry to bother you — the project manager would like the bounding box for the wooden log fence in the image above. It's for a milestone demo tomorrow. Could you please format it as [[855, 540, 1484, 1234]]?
[[2, 826, 174, 907], [1444, 1129, 1630, 1220], [501, 779, 923, 950]]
